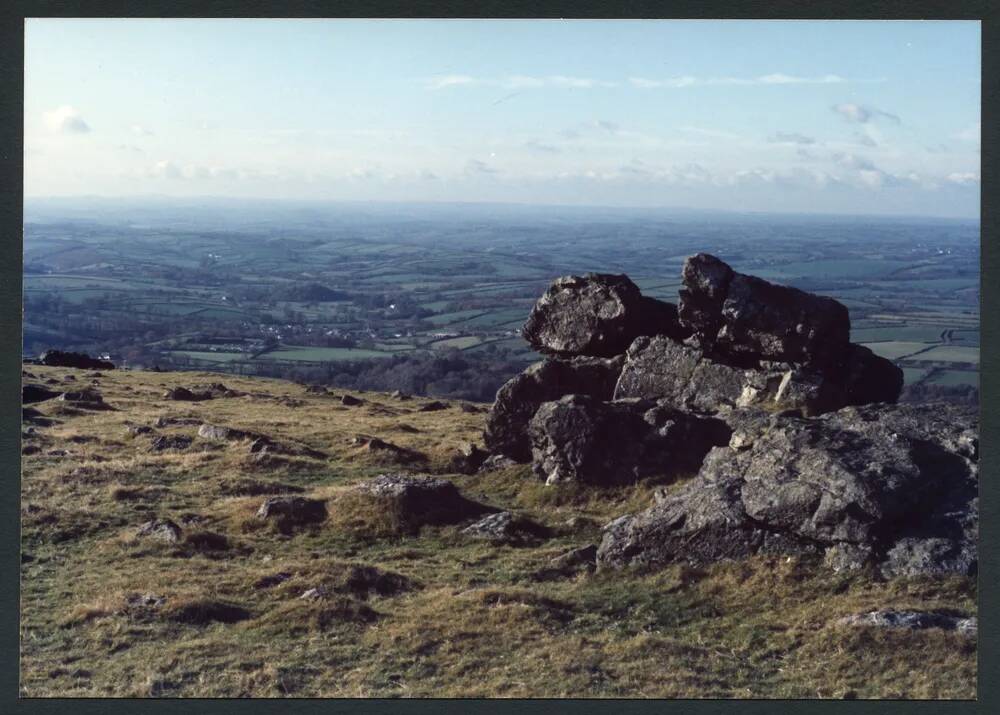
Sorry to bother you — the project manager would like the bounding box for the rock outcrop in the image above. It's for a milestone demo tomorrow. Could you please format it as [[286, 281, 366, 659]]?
[[481, 252, 972, 577], [596, 403, 977, 578], [522, 273, 688, 358], [528, 395, 730, 485], [484, 355, 625, 462]]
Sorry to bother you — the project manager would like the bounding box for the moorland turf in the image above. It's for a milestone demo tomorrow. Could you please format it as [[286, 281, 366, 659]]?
[[20, 366, 977, 698]]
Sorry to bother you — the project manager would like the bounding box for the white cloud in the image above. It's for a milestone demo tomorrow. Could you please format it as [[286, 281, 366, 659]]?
[[42, 105, 91, 134], [628, 73, 863, 89], [768, 131, 817, 145], [149, 160, 183, 179], [465, 158, 499, 176], [131, 124, 154, 137], [947, 172, 980, 186], [424, 75, 615, 90], [832, 103, 901, 124], [679, 126, 741, 140], [425, 74, 478, 90], [954, 122, 980, 143]]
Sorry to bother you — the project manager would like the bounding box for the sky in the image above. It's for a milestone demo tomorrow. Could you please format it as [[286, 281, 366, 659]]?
[[24, 19, 981, 218]]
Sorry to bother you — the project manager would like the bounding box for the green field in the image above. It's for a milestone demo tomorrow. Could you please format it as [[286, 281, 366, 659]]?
[[862, 342, 935, 361], [168, 350, 250, 363], [916, 346, 980, 365], [851, 326, 949, 343], [426, 309, 490, 326], [255, 346, 395, 362], [429, 336, 483, 350], [901, 367, 930, 385], [926, 370, 979, 387]]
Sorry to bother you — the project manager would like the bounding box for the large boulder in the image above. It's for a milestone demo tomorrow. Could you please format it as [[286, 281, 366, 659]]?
[[597, 403, 977, 576], [678, 254, 850, 367], [39, 350, 115, 370], [613, 336, 746, 412], [522, 273, 688, 357], [484, 355, 625, 462], [614, 335, 903, 417], [528, 394, 730, 486]]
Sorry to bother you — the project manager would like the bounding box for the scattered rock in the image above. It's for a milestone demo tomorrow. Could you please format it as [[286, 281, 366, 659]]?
[[125, 424, 154, 437], [304, 385, 328, 394], [448, 442, 489, 474], [546, 544, 599, 575], [198, 423, 259, 442], [459, 403, 485, 414], [390, 390, 411, 401], [522, 273, 689, 357], [58, 389, 111, 409], [149, 435, 193, 452], [22, 445, 41, 456], [477, 453, 520, 472], [836, 610, 976, 636], [351, 436, 427, 465], [417, 400, 449, 412], [253, 572, 292, 590], [461, 511, 548, 545], [341, 394, 363, 406], [164, 386, 214, 401], [352, 474, 492, 533], [484, 355, 625, 462], [153, 416, 202, 428], [136, 519, 182, 543], [165, 599, 252, 625], [256, 496, 328, 530], [22, 384, 61, 404], [39, 350, 114, 370]]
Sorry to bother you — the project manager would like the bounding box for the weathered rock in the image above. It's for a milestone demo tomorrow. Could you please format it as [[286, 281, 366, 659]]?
[[148, 435, 193, 452], [484, 355, 625, 462], [198, 423, 257, 441], [125, 424, 154, 437], [39, 350, 114, 370], [351, 436, 426, 465], [304, 384, 328, 394], [417, 400, 449, 412], [352, 474, 491, 532], [529, 395, 730, 485], [598, 403, 977, 576], [390, 390, 411, 401], [256, 496, 328, 528], [58, 389, 111, 409], [837, 610, 976, 636], [22, 384, 61, 404], [613, 336, 746, 412], [448, 442, 489, 474], [136, 518, 182, 543], [522, 273, 688, 357], [678, 254, 850, 367], [477, 453, 520, 472], [163, 387, 211, 401], [461, 511, 548, 544], [547, 544, 598, 573], [341, 394, 363, 406]]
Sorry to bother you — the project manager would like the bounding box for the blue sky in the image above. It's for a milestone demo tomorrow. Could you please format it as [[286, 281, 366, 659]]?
[[25, 19, 980, 217]]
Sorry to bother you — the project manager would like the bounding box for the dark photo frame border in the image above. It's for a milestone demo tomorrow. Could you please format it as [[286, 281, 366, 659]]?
[[1, 2, 994, 713]]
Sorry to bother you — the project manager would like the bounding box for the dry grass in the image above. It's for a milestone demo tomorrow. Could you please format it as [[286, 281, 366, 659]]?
[[20, 365, 977, 698]]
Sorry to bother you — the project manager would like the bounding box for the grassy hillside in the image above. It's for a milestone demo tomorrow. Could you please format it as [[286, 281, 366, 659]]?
[[20, 366, 976, 698]]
